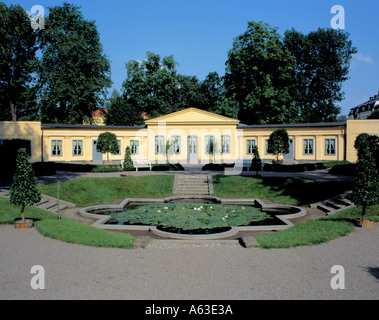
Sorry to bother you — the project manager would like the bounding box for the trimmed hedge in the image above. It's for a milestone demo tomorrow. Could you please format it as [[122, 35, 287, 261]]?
[[328, 163, 357, 176], [152, 163, 184, 171], [202, 161, 350, 173], [202, 163, 234, 171]]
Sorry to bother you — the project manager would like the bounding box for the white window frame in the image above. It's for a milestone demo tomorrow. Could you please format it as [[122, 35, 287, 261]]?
[[130, 140, 139, 155], [51, 140, 62, 156], [325, 138, 336, 155], [221, 135, 231, 154], [303, 139, 314, 155], [246, 139, 256, 155], [155, 135, 165, 155], [72, 140, 83, 156], [171, 136, 181, 155]]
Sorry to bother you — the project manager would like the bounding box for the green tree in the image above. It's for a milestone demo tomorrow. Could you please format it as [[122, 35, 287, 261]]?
[[284, 28, 357, 123], [175, 74, 203, 110], [224, 21, 298, 125], [367, 110, 379, 119], [123, 52, 179, 118], [165, 139, 173, 164], [0, 3, 40, 121], [9, 148, 41, 223], [250, 146, 262, 176], [351, 136, 379, 222], [96, 132, 119, 162], [106, 94, 144, 126], [38, 2, 111, 124], [123, 146, 135, 172], [267, 129, 290, 161], [199, 72, 225, 114]]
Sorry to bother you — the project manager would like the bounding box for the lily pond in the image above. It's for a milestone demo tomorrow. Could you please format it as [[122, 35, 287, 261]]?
[[108, 203, 273, 230]]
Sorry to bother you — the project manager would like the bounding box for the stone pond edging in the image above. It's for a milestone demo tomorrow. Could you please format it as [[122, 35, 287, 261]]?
[[79, 196, 307, 240]]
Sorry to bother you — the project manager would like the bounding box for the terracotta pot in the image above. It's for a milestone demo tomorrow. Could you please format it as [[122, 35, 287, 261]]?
[[14, 219, 34, 229], [354, 219, 373, 228]]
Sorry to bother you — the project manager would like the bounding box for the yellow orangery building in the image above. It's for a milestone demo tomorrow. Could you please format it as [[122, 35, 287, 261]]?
[[0, 108, 378, 164]]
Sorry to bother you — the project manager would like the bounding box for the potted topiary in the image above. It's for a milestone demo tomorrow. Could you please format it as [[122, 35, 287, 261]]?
[[250, 146, 262, 176], [267, 129, 289, 164], [96, 131, 120, 163], [9, 148, 41, 228], [123, 146, 135, 174], [351, 134, 379, 227]]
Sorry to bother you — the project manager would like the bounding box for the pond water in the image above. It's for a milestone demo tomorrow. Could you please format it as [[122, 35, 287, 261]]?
[[100, 202, 286, 235]]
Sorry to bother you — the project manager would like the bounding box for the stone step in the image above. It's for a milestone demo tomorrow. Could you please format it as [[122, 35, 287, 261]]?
[[176, 189, 209, 194], [325, 201, 342, 210], [174, 174, 211, 196], [176, 185, 209, 189], [335, 198, 353, 206], [175, 192, 210, 195], [316, 204, 333, 214], [177, 180, 208, 182], [53, 204, 68, 213], [41, 201, 58, 210], [36, 199, 49, 206]]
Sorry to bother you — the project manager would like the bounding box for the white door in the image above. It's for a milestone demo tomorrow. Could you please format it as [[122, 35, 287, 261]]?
[[187, 135, 198, 163]]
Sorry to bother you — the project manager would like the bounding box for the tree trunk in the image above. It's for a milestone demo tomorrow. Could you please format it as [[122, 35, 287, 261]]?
[[10, 100, 17, 121], [21, 205, 25, 223], [362, 204, 367, 221]]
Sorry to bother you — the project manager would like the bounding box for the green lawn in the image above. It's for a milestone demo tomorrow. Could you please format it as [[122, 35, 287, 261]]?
[[38, 175, 174, 207], [0, 197, 134, 249], [255, 204, 379, 249], [212, 175, 353, 206]]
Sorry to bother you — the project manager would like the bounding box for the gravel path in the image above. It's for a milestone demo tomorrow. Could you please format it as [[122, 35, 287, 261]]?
[[1, 224, 378, 300]]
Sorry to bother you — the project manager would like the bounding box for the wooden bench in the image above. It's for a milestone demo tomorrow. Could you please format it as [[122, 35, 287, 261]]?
[[121, 159, 152, 171], [233, 159, 265, 172], [234, 159, 253, 171]]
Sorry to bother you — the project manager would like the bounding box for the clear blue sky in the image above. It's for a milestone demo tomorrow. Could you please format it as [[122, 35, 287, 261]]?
[[5, 0, 379, 117]]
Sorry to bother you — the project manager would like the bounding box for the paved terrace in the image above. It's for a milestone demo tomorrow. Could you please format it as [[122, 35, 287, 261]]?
[[1, 165, 354, 187]]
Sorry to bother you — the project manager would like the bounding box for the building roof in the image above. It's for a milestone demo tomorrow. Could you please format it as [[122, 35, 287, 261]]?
[[145, 107, 240, 125], [41, 123, 146, 130], [91, 108, 108, 117], [349, 90, 379, 116], [237, 121, 347, 129]]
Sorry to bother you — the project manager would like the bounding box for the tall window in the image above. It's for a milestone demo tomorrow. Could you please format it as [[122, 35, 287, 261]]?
[[155, 135, 164, 154], [130, 140, 139, 155], [111, 140, 121, 155], [221, 135, 231, 154], [205, 135, 215, 154], [72, 140, 83, 156], [265, 139, 273, 154], [303, 139, 314, 155], [246, 139, 256, 154], [325, 138, 336, 155], [51, 140, 62, 156], [171, 136, 181, 154]]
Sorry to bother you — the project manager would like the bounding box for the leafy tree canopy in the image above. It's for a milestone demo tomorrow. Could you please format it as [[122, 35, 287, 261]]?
[[97, 132, 119, 161], [284, 27, 357, 123], [0, 2, 40, 121], [267, 129, 290, 161], [38, 2, 111, 124], [224, 21, 298, 125]]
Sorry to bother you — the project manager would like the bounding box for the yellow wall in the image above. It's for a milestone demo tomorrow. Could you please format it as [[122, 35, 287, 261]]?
[[0, 121, 42, 163], [146, 123, 238, 163], [42, 126, 148, 162], [240, 125, 346, 162], [145, 108, 240, 163], [1, 111, 378, 165], [346, 120, 379, 162]]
